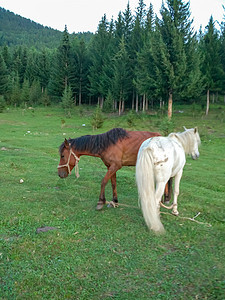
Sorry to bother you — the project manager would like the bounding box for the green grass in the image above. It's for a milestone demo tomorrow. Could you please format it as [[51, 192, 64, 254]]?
[[0, 104, 225, 299]]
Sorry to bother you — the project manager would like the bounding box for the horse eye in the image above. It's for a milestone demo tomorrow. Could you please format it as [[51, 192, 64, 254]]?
[[61, 155, 64, 158]]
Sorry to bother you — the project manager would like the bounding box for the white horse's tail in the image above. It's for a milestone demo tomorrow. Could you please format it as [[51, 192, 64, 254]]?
[[136, 147, 165, 234]]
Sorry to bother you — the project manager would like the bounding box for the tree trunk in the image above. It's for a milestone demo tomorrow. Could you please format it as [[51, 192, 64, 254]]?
[[98, 96, 104, 108], [206, 89, 210, 116], [122, 100, 125, 113], [140, 96, 142, 111], [114, 100, 117, 111], [143, 94, 146, 112], [168, 92, 173, 120], [135, 94, 138, 112], [118, 100, 122, 116], [132, 90, 135, 110], [79, 81, 82, 105]]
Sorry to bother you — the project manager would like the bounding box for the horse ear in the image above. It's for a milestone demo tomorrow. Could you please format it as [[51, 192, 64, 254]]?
[[64, 138, 69, 148], [183, 126, 187, 131], [169, 133, 178, 139], [194, 127, 198, 133]]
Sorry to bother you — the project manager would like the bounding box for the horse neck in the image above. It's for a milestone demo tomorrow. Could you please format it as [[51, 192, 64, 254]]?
[[174, 131, 194, 155], [71, 146, 101, 158]]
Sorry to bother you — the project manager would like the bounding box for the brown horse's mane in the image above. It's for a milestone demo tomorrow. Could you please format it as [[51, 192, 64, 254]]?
[[60, 128, 129, 155]]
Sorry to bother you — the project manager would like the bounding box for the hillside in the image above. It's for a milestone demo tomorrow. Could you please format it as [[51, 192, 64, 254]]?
[[0, 8, 93, 49]]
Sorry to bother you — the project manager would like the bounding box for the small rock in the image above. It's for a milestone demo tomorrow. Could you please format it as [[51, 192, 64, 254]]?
[[36, 226, 57, 234]]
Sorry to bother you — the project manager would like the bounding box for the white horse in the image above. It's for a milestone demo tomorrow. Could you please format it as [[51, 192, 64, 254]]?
[[136, 127, 201, 233]]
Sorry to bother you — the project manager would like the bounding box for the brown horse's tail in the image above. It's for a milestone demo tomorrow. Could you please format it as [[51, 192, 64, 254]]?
[[136, 143, 165, 234]]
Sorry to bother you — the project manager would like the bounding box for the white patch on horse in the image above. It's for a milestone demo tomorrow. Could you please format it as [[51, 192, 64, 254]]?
[[149, 138, 169, 166]]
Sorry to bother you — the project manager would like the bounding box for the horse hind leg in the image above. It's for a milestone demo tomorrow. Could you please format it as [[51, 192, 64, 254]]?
[[107, 173, 119, 208], [163, 178, 173, 204], [172, 170, 183, 216], [96, 165, 119, 210], [155, 182, 167, 214]]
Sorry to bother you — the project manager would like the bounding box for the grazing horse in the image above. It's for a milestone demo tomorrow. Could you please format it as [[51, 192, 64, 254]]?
[[58, 128, 172, 210], [136, 127, 201, 233]]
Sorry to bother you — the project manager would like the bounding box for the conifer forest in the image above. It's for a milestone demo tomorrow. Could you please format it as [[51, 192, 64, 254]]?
[[0, 0, 225, 115]]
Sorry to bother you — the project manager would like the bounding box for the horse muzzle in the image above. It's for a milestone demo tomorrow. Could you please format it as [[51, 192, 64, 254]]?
[[191, 153, 199, 160], [58, 169, 69, 178]]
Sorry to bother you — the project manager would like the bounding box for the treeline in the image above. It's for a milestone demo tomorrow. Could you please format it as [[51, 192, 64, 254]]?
[[0, 0, 225, 116]]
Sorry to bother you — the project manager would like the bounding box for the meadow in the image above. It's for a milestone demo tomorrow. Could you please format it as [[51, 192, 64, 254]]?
[[0, 104, 224, 299]]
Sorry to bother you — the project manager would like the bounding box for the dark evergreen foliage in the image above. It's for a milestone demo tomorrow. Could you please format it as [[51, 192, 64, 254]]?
[[0, 1, 225, 113]]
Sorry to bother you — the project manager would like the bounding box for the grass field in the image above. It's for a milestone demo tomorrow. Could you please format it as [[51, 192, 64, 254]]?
[[0, 104, 225, 299]]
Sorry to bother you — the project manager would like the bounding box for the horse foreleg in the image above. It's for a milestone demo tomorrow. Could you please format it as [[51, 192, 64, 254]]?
[[172, 170, 183, 216], [96, 166, 118, 210], [111, 173, 118, 204]]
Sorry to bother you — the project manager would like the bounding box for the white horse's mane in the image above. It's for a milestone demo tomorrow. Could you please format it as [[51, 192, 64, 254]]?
[[169, 128, 201, 155]]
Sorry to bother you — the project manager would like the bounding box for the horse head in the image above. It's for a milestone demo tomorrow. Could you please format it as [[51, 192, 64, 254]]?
[[190, 127, 200, 160], [58, 138, 76, 178]]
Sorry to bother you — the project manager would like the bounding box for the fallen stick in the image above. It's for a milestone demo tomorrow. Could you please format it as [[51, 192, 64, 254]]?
[[106, 201, 212, 227], [161, 211, 212, 227]]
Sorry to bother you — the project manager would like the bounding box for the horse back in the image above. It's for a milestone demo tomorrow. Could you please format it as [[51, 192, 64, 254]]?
[[101, 130, 160, 167], [143, 136, 186, 177]]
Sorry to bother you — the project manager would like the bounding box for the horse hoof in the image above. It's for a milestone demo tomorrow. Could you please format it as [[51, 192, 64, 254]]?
[[172, 211, 179, 216], [96, 202, 104, 210], [107, 201, 118, 208]]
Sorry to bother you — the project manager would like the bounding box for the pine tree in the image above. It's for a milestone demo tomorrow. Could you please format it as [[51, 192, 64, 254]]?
[[29, 79, 42, 105], [112, 36, 132, 115], [70, 38, 90, 105], [37, 49, 50, 91], [41, 89, 51, 107], [123, 3, 133, 46], [89, 15, 115, 107], [0, 54, 9, 96], [115, 11, 124, 43], [11, 47, 28, 86], [153, 0, 202, 118], [220, 6, 225, 98], [129, 0, 147, 111], [135, 3, 156, 109], [25, 51, 39, 83], [10, 73, 21, 106], [91, 105, 104, 129], [21, 79, 30, 105], [201, 16, 224, 115], [1, 46, 11, 69], [62, 85, 74, 117], [48, 26, 72, 99]]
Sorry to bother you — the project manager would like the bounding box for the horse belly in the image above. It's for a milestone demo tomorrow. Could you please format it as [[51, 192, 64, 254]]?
[[121, 133, 160, 166], [121, 139, 145, 166], [121, 151, 138, 166]]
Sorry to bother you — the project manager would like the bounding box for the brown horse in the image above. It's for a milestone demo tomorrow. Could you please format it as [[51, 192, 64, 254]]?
[[58, 128, 172, 210]]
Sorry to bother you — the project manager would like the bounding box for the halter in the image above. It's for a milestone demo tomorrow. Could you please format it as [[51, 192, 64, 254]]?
[[57, 148, 80, 178]]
